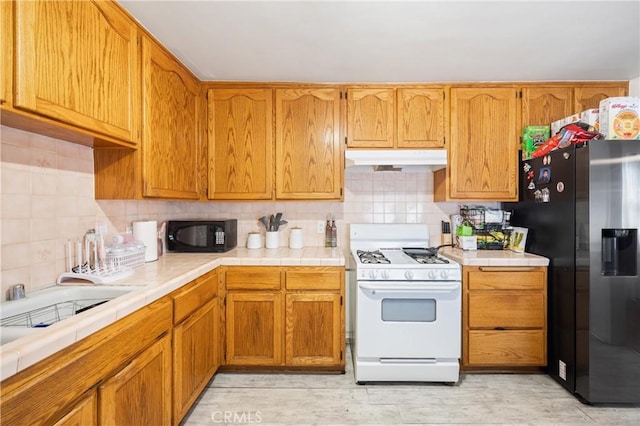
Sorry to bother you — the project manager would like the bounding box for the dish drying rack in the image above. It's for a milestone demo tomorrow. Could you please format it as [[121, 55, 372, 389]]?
[[57, 245, 145, 284], [459, 206, 512, 250], [1, 299, 114, 328]]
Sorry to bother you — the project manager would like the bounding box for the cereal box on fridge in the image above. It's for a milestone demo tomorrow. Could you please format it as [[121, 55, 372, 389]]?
[[579, 108, 599, 131], [599, 97, 640, 140]]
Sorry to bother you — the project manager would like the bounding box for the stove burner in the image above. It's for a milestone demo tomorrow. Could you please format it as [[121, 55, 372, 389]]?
[[402, 248, 450, 265], [357, 250, 390, 264]]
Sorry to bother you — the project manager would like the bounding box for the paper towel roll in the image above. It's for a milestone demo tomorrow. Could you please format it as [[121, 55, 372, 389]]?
[[133, 220, 158, 262]]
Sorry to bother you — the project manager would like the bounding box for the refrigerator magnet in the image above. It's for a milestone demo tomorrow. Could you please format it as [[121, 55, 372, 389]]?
[[542, 187, 550, 202], [563, 152, 571, 160], [557, 182, 565, 193], [523, 163, 532, 172], [538, 167, 551, 184], [528, 181, 536, 190], [527, 170, 535, 180]]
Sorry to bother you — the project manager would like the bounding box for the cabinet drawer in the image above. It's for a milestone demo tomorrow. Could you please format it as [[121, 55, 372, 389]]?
[[468, 330, 546, 366], [468, 293, 544, 328], [173, 271, 218, 324], [467, 267, 545, 290], [225, 267, 282, 290], [285, 268, 342, 291]]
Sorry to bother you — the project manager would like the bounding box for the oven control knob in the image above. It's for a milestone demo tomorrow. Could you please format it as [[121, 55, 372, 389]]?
[[404, 271, 414, 280], [368, 269, 378, 279], [428, 270, 437, 279], [381, 270, 390, 279], [440, 270, 449, 279]]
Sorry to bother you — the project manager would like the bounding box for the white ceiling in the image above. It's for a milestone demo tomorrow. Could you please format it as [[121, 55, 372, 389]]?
[[119, 0, 640, 83]]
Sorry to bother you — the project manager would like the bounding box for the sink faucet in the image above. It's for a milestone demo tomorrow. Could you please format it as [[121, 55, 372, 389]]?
[[8, 284, 26, 300]]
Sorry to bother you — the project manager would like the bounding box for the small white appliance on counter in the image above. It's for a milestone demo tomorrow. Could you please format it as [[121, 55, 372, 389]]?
[[349, 224, 462, 384]]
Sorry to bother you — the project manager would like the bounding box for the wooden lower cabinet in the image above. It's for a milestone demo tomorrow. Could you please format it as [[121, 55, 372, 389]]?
[[222, 266, 345, 370], [173, 297, 219, 423], [462, 266, 547, 368], [225, 291, 284, 365], [53, 390, 97, 426], [0, 298, 172, 425], [99, 334, 172, 426], [285, 293, 343, 366]]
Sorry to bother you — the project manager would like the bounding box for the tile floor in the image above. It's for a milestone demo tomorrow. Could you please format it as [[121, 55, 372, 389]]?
[[182, 346, 640, 425]]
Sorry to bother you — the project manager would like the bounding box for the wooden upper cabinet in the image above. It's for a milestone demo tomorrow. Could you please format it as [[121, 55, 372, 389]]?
[[346, 87, 446, 149], [397, 88, 446, 148], [449, 87, 518, 201], [346, 88, 395, 148], [208, 88, 273, 200], [0, 0, 12, 106], [14, 0, 140, 144], [141, 36, 201, 199], [521, 87, 573, 127], [275, 88, 342, 200], [574, 85, 627, 112]]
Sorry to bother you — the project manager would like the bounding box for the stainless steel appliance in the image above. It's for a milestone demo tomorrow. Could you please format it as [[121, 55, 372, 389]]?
[[167, 219, 237, 253], [504, 140, 640, 404], [349, 224, 462, 384]]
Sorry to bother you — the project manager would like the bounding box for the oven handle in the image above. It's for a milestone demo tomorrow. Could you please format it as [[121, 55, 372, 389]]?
[[358, 282, 460, 292]]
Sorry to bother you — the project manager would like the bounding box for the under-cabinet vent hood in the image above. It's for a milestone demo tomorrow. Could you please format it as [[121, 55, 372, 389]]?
[[345, 149, 447, 172]]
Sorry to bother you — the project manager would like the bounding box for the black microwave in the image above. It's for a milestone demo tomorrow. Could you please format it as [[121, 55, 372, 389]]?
[[167, 219, 237, 253]]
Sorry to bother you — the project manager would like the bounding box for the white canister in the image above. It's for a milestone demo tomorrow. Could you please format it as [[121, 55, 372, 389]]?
[[289, 228, 304, 249], [247, 232, 262, 249], [265, 231, 279, 249], [132, 220, 158, 262]]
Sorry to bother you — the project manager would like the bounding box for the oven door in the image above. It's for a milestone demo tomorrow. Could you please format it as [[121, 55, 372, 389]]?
[[356, 280, 461, 359]]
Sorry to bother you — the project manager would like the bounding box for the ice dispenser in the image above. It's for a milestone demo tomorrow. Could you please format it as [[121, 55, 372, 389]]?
[[601, 229, 638, 276]]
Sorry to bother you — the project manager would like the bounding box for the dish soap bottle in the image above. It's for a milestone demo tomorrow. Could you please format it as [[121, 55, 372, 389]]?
[[330, 220, 337, 247], [325, 220, 332, 247]]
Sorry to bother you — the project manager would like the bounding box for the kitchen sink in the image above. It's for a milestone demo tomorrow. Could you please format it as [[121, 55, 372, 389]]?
[[1, 286, 134, 345]]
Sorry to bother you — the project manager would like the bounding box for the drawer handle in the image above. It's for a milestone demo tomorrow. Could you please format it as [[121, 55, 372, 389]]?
[[478, 266, 537, 272], [494, 327, 506, 330]]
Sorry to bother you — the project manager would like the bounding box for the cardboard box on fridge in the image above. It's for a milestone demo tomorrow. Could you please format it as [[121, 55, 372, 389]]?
[[551, 113, 580, 135], [579, 108, 599, 131], [599, 97, 640, 140]]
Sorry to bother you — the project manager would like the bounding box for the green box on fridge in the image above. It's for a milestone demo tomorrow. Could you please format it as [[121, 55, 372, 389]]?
[[522, 125, 550, 160]]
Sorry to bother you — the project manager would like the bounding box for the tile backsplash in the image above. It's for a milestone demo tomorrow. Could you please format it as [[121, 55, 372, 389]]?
[[1, 125, 464, 299]]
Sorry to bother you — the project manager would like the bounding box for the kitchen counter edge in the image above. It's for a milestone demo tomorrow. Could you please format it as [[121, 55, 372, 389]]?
[[439, 247, 549, 267], [0, 247, 346, 381]]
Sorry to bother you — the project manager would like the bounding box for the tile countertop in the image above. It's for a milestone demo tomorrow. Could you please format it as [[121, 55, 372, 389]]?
[[439, 247, 549, 266], [0, 247, 345, 382]]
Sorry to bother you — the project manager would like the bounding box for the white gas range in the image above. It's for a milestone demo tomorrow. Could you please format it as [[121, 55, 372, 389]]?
[[349, 224, 462, 384]]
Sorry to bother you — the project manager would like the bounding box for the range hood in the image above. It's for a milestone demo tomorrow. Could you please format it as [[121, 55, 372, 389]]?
[[345, 149, 447, 172]]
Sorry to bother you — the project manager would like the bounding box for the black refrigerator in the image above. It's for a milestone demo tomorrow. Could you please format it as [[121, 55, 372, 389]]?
[[503, 140, 640, 404]]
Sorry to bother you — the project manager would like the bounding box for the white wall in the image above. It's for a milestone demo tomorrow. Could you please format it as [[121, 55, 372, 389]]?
[[629, 76, 640, 97], [1, 126, 461, 299]]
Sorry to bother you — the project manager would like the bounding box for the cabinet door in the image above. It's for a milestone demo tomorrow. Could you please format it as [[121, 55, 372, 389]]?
[[521, 87, 573, 127], [285, 293, 343, 366], [99, 334, 172, 426], [275, 88, 342, 200], [53, 390, 97, 426], [0, 0, 12, 106], [346, 88, 395, 148], [449, 87, 518, 200], [208, 88, 273, 200], [225, 292, 283, 365], [142, 37, 201, 199], [174, 298, 218, 423], [397, 88, 445, 148], [574, 85, 627, 112], [14, 0, 140, 143]]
